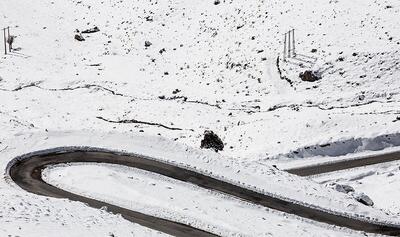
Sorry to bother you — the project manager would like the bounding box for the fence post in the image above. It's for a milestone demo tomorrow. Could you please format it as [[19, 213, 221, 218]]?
[[3, 28, 7, 54], [288, 30, 291, 58], [3, 28, 6, 55], [283, 33, 287, 61], [283, 29, 297, 61], [292, 29, 296, 57], [7, 27, 11, 52]]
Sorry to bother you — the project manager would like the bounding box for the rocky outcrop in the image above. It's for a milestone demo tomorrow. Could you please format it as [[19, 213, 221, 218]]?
[[74, 34, 85, 41], [353, 192, 374, 206], [82, 26, 100, 34], [200, 130, 224, 152], [335, 184, 355, 193], [299, 70, 321, 82]]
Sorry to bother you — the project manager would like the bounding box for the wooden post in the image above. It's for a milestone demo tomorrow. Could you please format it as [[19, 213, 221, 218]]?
[[292, 29, 296, 57], [283, 33, 287, 61], [288, 30, 291, 58], [7, 27, 11, 52], [3, 28, 6, 55]]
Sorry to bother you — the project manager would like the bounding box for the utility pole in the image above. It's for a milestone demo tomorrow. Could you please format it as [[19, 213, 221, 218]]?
[[3, 28, 6, 55], [7, 27, 10, 52], [288, 29, 291, 58]]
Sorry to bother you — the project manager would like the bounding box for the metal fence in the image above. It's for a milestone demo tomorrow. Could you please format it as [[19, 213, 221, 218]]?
[[283, 29, 296, 61]]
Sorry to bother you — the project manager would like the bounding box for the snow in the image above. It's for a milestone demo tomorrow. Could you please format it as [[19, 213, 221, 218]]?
[[1, 0, 399, 160], [0, 0, 399, 235], [0, 175, 169, 237], [314, 160, 400, 216], [43, 162, 361, 237], [272, 133, 400, 160], [269, 144, 400, 171], [4, 132, 400, 232]]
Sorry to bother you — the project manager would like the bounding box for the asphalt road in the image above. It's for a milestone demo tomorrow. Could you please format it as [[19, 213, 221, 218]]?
[[8, 148, 400, 236], [285, 151, 400, 176]]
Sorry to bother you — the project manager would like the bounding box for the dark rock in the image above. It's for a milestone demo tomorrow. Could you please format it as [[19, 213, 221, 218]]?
[[335, 184, 355, 193], [354, 192, 374, 206], [214, 0, 220, 5], [200, 130, 224, 152], [7, 35, 16, 50], [319, 143, 330, 148], [311, 49, 317, 53], [145, 41, 152, 47], [82, 26, 100, 34], [337, 57, 345, 62], [74, 34, 85, 41], [299, 70, 321, 82]]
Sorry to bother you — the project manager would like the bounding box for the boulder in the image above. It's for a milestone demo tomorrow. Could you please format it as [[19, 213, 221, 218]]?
[[299, 70, 321, 82], [200, 130, 224, 152], [353, 192, 374, 206], [335, 184, 355, 193], [82, 26, 100, 34], [74, 34, 85, 41]]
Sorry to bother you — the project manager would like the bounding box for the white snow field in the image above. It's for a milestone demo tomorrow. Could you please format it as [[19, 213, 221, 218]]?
[[43, 162, 358, 237], [0, 0, 399, 236], [314, 159, 400, 217]]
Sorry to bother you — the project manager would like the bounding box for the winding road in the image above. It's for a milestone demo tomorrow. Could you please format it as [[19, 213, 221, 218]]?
[[7, 148, 400, 236], [285, 150, 400, 176]]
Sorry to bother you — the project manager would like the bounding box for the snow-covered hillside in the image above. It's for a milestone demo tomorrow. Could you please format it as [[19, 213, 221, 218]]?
[[1, 0, 399, 159]]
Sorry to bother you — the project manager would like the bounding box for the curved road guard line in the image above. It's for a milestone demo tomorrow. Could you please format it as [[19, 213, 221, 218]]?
[[6, 147, 400, 236], [286, 151, 400, 176]]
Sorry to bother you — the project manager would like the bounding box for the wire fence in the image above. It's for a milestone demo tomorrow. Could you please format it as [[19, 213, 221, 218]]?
[[283, 29, 296, 61]]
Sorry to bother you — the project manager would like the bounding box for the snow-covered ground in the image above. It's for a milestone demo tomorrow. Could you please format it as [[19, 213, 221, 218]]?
[[2, 132, 399, 236], [0, 187, 169, 237], [1, 0, 399, 160], [0, 0, 399, 236], [43, 162, 360, 237], [314, 160, 400, 217]]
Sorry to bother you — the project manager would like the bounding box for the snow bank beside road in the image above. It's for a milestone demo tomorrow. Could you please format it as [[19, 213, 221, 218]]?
[[314, 160, 400, 216], [43, 163, 358, 237], [273, 133, 400, 159], [1, 148, 169, 237]]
